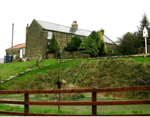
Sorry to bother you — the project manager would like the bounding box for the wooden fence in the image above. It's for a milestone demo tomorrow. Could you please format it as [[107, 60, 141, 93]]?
[[0, 86, 150, 116]]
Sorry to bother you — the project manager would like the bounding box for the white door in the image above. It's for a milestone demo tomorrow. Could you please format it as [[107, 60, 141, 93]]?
[[20, 49, 23, 58]]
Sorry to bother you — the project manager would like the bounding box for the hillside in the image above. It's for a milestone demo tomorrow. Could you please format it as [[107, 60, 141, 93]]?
[[1, 58, 150, 99]]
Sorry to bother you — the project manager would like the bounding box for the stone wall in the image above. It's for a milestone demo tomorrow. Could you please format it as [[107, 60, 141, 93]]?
[[26, 20, 47, 60], [148, 45, 150, 53], [106, 43, 117, 53], [47, 51, 90, 59], [62, 51, 90, 59], [6, 49, 20, 58]]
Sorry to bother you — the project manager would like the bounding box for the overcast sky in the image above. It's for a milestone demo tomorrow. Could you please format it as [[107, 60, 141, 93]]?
[[0, 0, 150, 58]]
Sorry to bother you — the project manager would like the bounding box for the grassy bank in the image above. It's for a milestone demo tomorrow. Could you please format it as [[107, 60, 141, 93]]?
[[0, 57, 150, 81], [1, 59, 85, 90], [0, 61, 36, 80], [1, 57, 150, 115], [1, 57, 150, 98]]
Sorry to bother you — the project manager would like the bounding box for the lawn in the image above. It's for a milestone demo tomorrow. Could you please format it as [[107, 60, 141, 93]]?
[[0, 57, 149, 81], [121, 57, 150, 63], [0, 60, 36, 80], [0, 59, 68, 81], [1, 59, 85, 90], [1, 57, 150, 90]]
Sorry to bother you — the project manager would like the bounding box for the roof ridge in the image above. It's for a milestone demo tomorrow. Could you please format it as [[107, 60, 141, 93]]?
[[35, 19, 92, 32]]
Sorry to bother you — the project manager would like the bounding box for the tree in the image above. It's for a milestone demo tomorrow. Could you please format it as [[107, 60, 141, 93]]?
[[79, 37, 99, 57], [79, 30, 108, 57], [137, 13, 150, 33], [48, 34, 60, 57], [97, 30, 108, 55], [116, 32, 139, 55], [65, 35, 82, 52], [137, 13, 150, 48], [116, 13, 150, 55], [89, 31, 100, 43]]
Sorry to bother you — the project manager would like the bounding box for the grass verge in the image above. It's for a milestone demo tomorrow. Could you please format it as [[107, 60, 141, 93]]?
[[0, 104, 149, 116]]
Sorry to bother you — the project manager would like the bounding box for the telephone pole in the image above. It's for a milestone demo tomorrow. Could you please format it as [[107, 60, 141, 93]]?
[[11, 23, 14, 59]]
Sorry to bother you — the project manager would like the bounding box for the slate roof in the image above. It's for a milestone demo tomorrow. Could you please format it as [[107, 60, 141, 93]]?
[[36, 20, 91, 37], [103, 35, 116, 44], [35, 19, 116, 44], [6, 43, 26, 51]]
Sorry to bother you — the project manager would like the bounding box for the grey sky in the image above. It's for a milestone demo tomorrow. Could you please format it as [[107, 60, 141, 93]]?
[[0, 0, 150, 58]]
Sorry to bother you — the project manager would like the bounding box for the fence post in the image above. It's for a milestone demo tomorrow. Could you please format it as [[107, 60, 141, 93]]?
[[92, 88, 97, 116], [25, 93, 29, 116]]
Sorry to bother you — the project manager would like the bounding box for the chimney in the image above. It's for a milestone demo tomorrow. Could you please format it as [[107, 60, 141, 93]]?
[[72, 21, 78, 30], [100, 29, 104, 36], [27, 24, 29, 27]]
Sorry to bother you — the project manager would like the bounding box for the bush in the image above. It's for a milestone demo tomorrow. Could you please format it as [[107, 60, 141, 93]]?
[[79, 30, 108, 57], [79, 37, 99, 57], [89, 31, 100, 43], [65, 35, 82, 52]]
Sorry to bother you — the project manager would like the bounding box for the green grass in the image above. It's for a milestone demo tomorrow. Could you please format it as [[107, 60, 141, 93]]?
[[0, 57, 149, 81], [0, 60, 36, 80], [0, 102, 149, 116], [0, 59, 59, 81], [1, 59, 84, 90], [0, 94, 150, 116], [121, 57, 150, 63]]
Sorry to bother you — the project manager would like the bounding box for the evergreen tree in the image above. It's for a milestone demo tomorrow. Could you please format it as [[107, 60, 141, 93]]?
[[48, 34, 60, 57], [137, 13, 149, 33], [79, 30, 108, 57], [137, 13, 150, 49], [79, 37, 99, 57], [89, 31, 100, 43], [65, 35, 82, 52], [97, 31, 108, 55]]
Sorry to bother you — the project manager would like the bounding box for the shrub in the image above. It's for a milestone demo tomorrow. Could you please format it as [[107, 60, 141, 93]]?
[[79, 37, 99, 57], [65, 35, 82, 52], [89, 31, 99, 43], [79, 30, 108, 57]]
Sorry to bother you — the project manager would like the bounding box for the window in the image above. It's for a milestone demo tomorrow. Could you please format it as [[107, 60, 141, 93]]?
[[22, 48, 25, 55], [47, 31, 52, 39], [13, 55, 16, 59]]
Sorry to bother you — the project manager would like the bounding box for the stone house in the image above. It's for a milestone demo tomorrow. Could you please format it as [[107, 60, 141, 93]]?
[[26, 19, 117, 60], [5, 43, 26, 59]]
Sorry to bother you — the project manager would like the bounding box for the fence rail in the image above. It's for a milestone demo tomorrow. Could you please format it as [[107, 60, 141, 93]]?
[[0, 86, 150, 116]]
